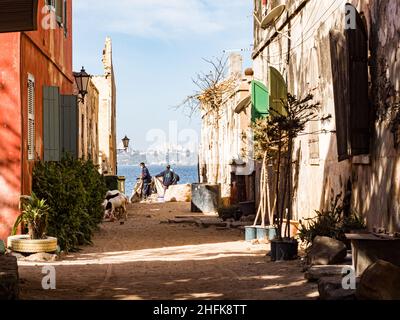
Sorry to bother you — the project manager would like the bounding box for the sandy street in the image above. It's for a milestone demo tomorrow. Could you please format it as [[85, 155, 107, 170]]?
[[18, 202, 318, 300]]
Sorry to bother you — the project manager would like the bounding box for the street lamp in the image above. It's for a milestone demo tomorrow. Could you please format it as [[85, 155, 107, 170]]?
[[73, 66, 91, 103], [122, 135, 130, 151], [117, 135, 131, 154], [116, 135, 131, 174]]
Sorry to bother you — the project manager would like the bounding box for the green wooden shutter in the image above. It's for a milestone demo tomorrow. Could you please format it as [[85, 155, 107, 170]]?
[[269, 67, 287, 117], [43, 86, 61, 162], [61, 95, 78, 159], [251, 80, 269, 122], [329, 30, 350, 162]]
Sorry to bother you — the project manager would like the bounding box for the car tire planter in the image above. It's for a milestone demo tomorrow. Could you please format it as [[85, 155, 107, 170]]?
[[9, 236, 58, 254]]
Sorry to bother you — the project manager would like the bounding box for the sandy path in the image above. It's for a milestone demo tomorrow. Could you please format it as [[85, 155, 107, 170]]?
[[18, 202, 317, 300]]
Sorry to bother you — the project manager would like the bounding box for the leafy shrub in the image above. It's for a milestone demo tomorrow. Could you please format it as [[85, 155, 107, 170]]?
[[298, 193, 366, 245], [32, 155, 107, 252]]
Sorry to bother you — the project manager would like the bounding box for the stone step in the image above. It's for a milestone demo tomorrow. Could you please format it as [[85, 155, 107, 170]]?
[[305, 265, 351, 282], [0, 256, 19, 300], [318, 276, 358, 300]]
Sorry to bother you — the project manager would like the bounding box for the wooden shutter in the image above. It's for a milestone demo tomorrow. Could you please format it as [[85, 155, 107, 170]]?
[[61, 95, 78, 159], [55, 0, 63, 24], [43, 86, 61, 162], [329, 30, 350, 162], [27, 75, 35, 161], [346, 7, 370, 156], [63, 0, 67, 35], [269, 67, 288, 117], [0, 0, 38, 33], [251, 80, 269, 122]]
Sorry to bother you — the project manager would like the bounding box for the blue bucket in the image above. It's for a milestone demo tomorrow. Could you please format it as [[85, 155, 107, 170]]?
[[256, 226, 278, 241], [245, 226, 257, 242], [267, 227, 278, 241], [256, 227, 268, 240]]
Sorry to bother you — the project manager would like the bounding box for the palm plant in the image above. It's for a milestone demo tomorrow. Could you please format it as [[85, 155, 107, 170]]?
[[12, 193, 50, 240]]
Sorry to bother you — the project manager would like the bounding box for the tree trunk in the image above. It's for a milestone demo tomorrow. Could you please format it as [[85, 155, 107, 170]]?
[[275, 135, 283, 239]]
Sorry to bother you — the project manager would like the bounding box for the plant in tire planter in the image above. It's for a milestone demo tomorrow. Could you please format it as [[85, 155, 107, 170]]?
[[10, 193, 57, 253], [253, 93, 321, 261]]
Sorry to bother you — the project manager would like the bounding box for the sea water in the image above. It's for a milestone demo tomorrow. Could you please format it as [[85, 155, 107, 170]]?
[[117, 165, 199, 196]]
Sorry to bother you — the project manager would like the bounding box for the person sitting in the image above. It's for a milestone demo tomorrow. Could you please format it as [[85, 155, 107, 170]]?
[[156, 165, 177, 194]]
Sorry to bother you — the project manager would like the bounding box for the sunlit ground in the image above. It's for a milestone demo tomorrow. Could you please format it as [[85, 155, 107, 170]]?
[[18, 202, 318, 300]]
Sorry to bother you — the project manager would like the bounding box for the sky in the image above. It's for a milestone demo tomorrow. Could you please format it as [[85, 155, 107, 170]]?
[[73, 0, 253, 151]]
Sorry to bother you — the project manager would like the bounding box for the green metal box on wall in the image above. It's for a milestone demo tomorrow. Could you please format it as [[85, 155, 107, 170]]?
[[104, 176, 126, 194]]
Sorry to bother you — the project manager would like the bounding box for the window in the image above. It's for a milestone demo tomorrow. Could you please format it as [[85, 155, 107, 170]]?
[[63, 0, 68, 36], [46, 0, 66, 30], [28, 75, 35, 160], [329, 4, 370, 162], [46, 0, 56, 10]]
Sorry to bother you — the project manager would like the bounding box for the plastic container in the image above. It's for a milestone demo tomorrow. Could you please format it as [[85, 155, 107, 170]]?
[[256, 226, 268, 240], [270, 239, 299, 261], [245, 226, 257, 242]]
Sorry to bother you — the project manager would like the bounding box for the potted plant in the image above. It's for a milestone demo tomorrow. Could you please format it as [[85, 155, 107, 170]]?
[[253, 93, 321, 260], [9, 193, 57, 254]]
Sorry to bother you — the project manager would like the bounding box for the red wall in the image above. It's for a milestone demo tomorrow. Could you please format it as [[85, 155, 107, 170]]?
[[0, 33, 22, 241], [0, 0, 74, 241]]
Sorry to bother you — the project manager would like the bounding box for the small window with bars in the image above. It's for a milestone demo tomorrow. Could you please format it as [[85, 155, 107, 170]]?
[[27, 75, 35, 161]]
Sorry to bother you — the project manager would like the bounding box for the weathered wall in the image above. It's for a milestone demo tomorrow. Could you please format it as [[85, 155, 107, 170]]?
[[76, 79, 99, 164], [252, 0, 400, 232], [92, 37, 117, 175], [199, 54, 255, 205], [0, 34, 22, 241], [0, 0, 74, 240], [20, 0, 74, 194]]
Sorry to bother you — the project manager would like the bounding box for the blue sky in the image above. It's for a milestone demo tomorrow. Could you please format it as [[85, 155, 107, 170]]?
[[73, 0, 253, 150]]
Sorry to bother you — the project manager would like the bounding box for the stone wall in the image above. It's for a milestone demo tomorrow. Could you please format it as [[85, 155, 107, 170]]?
[[252, 0, 400, 232], [92, 37, 117, 175], [0, 256, 19, 300]]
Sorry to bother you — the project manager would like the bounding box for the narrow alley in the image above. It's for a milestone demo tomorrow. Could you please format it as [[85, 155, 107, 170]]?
[[18, 202, 317, 300]]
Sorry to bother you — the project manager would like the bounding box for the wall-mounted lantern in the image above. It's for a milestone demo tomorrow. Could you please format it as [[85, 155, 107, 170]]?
[[73, 67, 91, 103]]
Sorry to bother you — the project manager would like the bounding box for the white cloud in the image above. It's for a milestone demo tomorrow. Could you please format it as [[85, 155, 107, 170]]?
[[74, 0, 250, 40]]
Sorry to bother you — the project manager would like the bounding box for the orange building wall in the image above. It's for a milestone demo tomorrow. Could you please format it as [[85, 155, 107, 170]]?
[[0, 33, 22, 241], [0, 0, 74, 241]]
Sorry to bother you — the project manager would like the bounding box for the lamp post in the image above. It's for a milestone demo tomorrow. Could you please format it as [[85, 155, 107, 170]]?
[[73, 66, 91, 103], [122, 135, 130, 151], [116, 136, 131, 176]]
